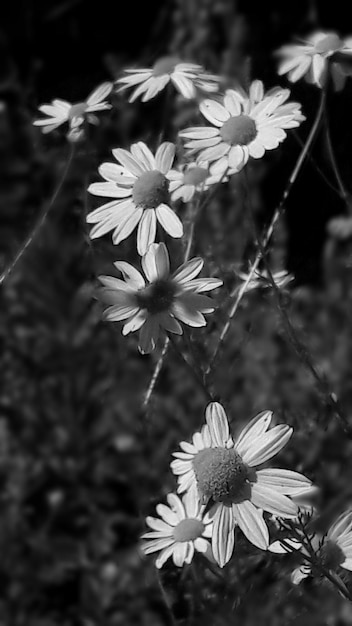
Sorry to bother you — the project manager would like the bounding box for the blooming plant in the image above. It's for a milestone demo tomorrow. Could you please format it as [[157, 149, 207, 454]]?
[[5, 19, 352, 624], [97, 243, 222, 353]]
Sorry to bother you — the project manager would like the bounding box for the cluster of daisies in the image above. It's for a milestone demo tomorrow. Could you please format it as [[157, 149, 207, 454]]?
[[33, 30, 352, 581]]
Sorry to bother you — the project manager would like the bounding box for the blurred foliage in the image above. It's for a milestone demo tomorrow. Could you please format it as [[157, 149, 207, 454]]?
[[2, 0, 352, 624]]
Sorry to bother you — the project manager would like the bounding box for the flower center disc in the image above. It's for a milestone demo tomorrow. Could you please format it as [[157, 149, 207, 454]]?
[[132, 171, 169, 209], [193, 448, 248, 504], [183, 167, 208, 186], [320, 540, 345, 570], [136, 279, 176, 314], [220, 115, 257, 146], [69, 102, 88, 119], [173, 518, 205, 542], [314, 34, 342, 55], [153, 56, 180, 76]]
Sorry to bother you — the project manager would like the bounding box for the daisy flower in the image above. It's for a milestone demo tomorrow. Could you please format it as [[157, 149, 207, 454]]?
[[33, 82, 112, 134], [97, 243, 222, 354], [167, 160, 226, 203], [277, 31, 352, 90], [180, 80, 305, 174], [87, 141, 183, 255], [171, 402, 312, 567], [141, 491, 213, 568], [291, 510, 352, 585], [116, 56, 220, 102]]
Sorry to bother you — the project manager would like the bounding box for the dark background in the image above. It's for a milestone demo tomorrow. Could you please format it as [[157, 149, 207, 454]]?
[[1, 1, 352, 625]]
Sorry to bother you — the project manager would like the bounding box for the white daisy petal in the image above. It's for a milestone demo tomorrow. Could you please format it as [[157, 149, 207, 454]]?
[[233, 500, 269, 550], [205, 402, 230, 447], [112, 148, 145, 176], [156, 504, 179, 526], [122, 310, 147, 335], [180, 127, 220, 139], [86, 82, 112, 106], [112, 207, 143, 245], [137, 208, 157, 255], [172, 302, 206, 327], [156, 204, 183, 237], [103, 304, 139, 322], [173, 542, 188, 567], [235, 411, 272, 455], [255, 468, 312, 494], [143, 538, 174, 554], [200, 99, 230, 126], [113, 261, 145, 289], [88, 182, 132, 198], [172, 73, 196, 98], [130, 142, 156, 170], [251, 484, 298, 517], [166, 493, 185, 520], [98, 162, 135, 184], [172, 258, 204, 284], [241, 425, 293, 467], [155, 142, 176, 174], [155, 545, 175, 568], [224, 91, 243, 115], [142, 242, 170, 282], [211, 504, 235, 567]]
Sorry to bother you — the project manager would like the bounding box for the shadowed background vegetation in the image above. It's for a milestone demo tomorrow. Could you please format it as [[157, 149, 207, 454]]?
[[1, 1, 352, 624]]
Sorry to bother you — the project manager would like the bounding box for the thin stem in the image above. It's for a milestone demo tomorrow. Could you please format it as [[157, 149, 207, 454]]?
[[143, 174, 227, 410], [206, 87, 327, 375], [143, 337, 170, 410], [155, 569, 178, 626], [168, 333, 213, 401], [292, 130, 340, 196], [244, 173, 352, 437], [324, 113, 350, 205], [0, 142, 75, 286]]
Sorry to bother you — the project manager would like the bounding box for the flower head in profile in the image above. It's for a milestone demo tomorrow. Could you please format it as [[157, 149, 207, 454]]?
[[116, 56, 220, 102], [171, 402, 312, 567], [97, 243, 222, 354], [236, 268, 294, 293], [277, 31, 352, 90], [33, 82, 112, 134], [168, 160, 226, 203], [87, 142, 182, 255], [180, 81, 304, 174], [141, 491, 213, 568], [291, 510, 352, 585]]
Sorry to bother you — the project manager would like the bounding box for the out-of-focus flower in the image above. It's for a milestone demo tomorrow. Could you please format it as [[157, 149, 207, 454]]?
[[171, 402, 312, 567], [116, 57, 220, 102], [236, 268, 294, 292], [97, 243, 222, 354], [277, 32, 352, 90], [141, 491, 213, 568], [167, 160, 227, 202], [291, 510, 352, 585], [180, 81, 304, 174], [327, 216, 352, 241], [33, 82, 113, 134], [87, 142, 182, 255]]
